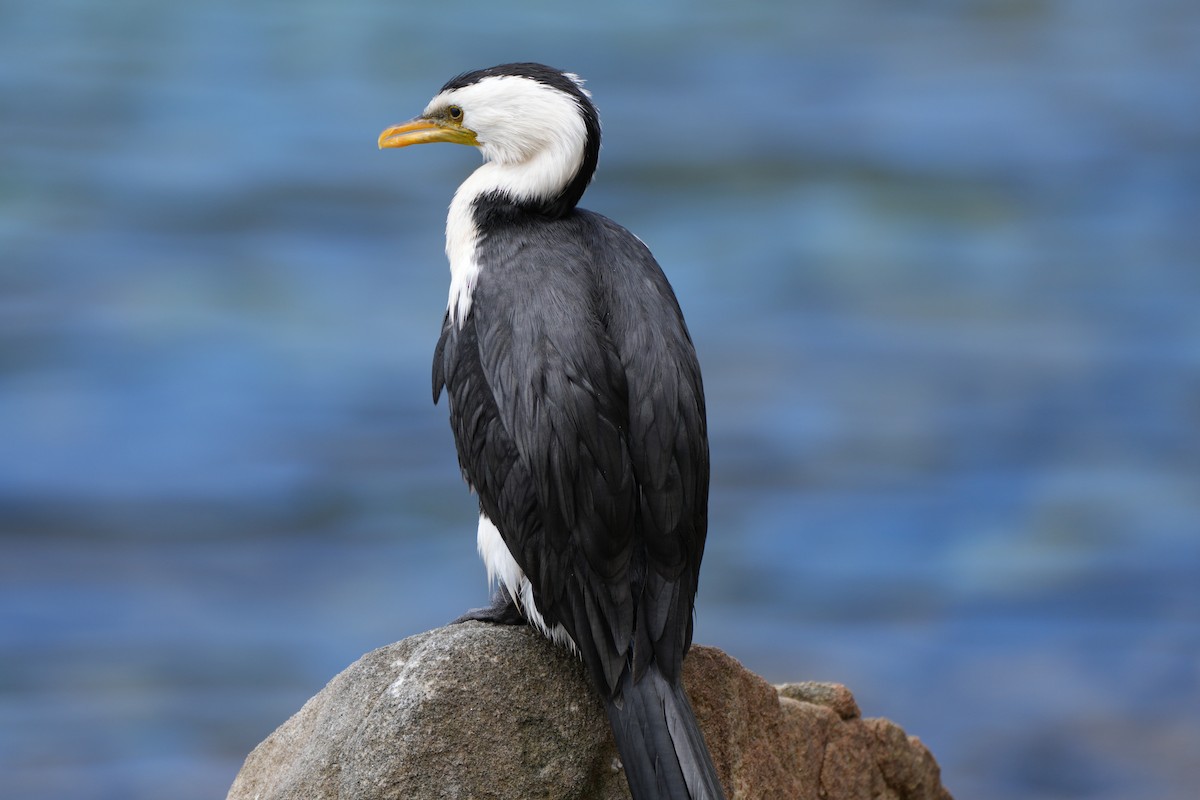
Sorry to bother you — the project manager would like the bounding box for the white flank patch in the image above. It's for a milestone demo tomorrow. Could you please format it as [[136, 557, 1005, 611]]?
[[476, 514, 577, 652], [476, 513, 524, 598]]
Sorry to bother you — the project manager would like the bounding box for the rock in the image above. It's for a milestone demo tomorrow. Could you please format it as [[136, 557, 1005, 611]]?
[[228, 623, 952, 800], [775, 681, 861, 721]]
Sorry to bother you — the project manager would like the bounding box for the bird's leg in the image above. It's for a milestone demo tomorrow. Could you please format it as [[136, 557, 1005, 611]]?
[[452, 585, 526, 626]]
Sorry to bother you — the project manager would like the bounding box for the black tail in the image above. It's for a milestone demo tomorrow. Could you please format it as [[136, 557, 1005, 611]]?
[[604, 664, 726, 800]]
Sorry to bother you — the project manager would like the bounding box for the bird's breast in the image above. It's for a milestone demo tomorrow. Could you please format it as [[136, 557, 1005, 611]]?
[[445, 180, 484, 327]]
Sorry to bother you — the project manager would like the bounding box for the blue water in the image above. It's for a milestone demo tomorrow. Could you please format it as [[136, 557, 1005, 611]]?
[[2, 2, 1198, 798]]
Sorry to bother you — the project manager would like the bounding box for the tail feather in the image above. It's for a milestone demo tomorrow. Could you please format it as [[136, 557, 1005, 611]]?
[[604, 665, 726, 800]]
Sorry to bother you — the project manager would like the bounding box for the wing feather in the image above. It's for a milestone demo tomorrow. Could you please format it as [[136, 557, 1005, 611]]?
[[435, 208, 708, 696]]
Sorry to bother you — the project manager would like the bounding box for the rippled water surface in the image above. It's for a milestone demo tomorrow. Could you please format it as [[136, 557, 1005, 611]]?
[[2, 2, 1198, 798]]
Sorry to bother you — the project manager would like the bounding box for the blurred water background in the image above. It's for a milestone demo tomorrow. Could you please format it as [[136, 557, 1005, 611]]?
[[2, 1, 1198, 798]]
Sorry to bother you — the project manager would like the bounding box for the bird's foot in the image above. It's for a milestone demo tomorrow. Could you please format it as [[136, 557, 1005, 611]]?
[[452, 587, 526, 626]]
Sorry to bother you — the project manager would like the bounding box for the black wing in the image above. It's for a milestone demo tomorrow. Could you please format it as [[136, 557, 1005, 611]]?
[[435, 209, 708, 696], [585, 212, 709, 685]]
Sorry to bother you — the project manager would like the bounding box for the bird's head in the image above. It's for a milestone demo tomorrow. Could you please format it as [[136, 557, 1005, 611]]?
[[379, 63, 602, 216]]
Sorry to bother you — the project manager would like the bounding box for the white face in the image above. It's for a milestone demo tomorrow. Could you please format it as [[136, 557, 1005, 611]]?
[[424, 74, 591, 171]]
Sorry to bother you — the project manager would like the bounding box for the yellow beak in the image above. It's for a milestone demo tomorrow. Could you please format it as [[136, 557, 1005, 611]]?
[[378, 117, 479, 149]]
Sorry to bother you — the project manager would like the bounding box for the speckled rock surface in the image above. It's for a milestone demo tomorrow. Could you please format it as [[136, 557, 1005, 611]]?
[[227, 623, 953, 800]]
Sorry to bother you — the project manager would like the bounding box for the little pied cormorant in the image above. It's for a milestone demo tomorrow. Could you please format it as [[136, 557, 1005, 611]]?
[[379, 63, 725, 800]]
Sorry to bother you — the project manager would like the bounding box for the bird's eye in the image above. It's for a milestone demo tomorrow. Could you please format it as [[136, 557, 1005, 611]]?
[[447, 105, 463, 122]]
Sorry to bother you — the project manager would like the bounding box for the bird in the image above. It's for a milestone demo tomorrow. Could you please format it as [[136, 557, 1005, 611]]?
[[379, 63, 726, 800]]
